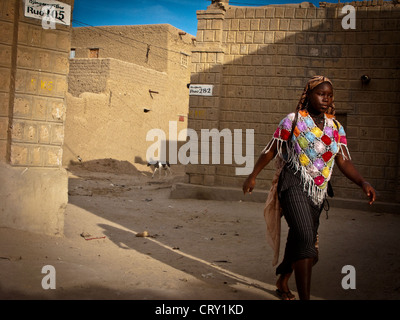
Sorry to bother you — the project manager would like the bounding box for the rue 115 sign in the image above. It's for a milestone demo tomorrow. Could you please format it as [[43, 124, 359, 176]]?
[[189, 85, 213, 96], [24, 0, 71, 26]]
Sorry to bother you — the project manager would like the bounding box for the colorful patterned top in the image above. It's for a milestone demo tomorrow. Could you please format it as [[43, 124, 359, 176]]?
[[263, 109, 351, 205]]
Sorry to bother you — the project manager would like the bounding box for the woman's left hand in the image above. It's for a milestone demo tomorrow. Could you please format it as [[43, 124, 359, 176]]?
[[362, 182, 376, 205], [335, 154, 377, 205]]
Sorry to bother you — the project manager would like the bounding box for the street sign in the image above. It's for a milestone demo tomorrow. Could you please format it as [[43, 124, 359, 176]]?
[[24, 0, 71, 26], [189, 84, 213, 96]]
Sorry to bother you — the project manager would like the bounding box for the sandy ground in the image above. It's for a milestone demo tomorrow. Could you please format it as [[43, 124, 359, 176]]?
[[1, 159, 400, 301]]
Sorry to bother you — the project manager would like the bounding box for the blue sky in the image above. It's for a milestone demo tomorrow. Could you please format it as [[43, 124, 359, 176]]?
[[72, 0, 329, 36]]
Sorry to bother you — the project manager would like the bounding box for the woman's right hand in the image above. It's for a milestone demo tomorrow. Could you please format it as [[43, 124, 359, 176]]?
[[241, 143, 277, 195], [242, 175, 256, 195]]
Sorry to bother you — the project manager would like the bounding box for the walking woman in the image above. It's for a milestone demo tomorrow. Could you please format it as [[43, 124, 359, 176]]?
[[242, 76, 376, 300]]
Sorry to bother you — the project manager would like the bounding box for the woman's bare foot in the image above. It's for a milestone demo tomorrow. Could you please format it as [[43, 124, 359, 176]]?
[[276, 273, 296, 300]]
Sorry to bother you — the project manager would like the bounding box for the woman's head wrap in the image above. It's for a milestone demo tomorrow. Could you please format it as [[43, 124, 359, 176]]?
[[296, 75, 335, 115]]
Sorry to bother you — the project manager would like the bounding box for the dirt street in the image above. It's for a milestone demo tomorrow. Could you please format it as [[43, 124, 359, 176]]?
[[1, 160, 399, 300]]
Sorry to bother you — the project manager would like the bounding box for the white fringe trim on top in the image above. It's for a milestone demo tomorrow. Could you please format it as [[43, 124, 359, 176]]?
[[262, 137, 351, 206]]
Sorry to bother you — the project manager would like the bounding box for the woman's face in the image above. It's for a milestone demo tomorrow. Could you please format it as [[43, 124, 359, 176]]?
[[307, 82, 333, 114]]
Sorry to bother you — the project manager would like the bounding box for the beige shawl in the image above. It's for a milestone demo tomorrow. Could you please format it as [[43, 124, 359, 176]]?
[[263, 157, 285, 266]]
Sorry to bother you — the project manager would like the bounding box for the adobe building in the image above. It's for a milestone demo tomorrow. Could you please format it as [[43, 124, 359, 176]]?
[[63, 24, 195, 166], [172, 0, 400, 210], [0, 0, 74, 235]]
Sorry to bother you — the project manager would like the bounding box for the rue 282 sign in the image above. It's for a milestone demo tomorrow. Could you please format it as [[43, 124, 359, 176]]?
[[189, 85, 214, 96], [24, 0, 71, 26]]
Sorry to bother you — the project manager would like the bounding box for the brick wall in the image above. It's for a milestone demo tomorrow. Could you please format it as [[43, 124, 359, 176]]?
[[64, 57, 173, 165], [68, 58, 168, 97], [0, 0, 73, 167], [64, 24, 194, 166], [187, 1, 400, 203], [68, 58, 110, 95], [0, 0, 15, 162], [64, 55, 195, 166], [71, 24, 194, 74]]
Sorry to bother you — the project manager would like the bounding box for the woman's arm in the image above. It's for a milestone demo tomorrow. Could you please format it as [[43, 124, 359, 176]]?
[[335, 152, 376, 205], [242, 139, 278, 195]]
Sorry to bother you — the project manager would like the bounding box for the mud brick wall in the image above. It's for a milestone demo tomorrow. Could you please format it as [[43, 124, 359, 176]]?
[[67, 58, 110, 96], [187, 1, 400, 203], [64, 58, 174, 165], [68, 58, 168, 97], [65, 24, 194, 166]]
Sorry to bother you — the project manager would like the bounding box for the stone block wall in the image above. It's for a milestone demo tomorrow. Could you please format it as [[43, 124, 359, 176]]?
[[0, 0, 74, 235], [187, 1, 400, 203], [0, 0, 15, 161], [7, 3, 71, 167]]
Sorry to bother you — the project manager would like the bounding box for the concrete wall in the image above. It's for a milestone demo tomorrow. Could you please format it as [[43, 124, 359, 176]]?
[[63, 24, 195, 166], [0, 0, 74, 235], [186, 0, 400, 204]]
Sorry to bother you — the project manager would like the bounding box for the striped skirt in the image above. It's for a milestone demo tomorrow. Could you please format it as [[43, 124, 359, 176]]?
[[276, 165, 324, 275]]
